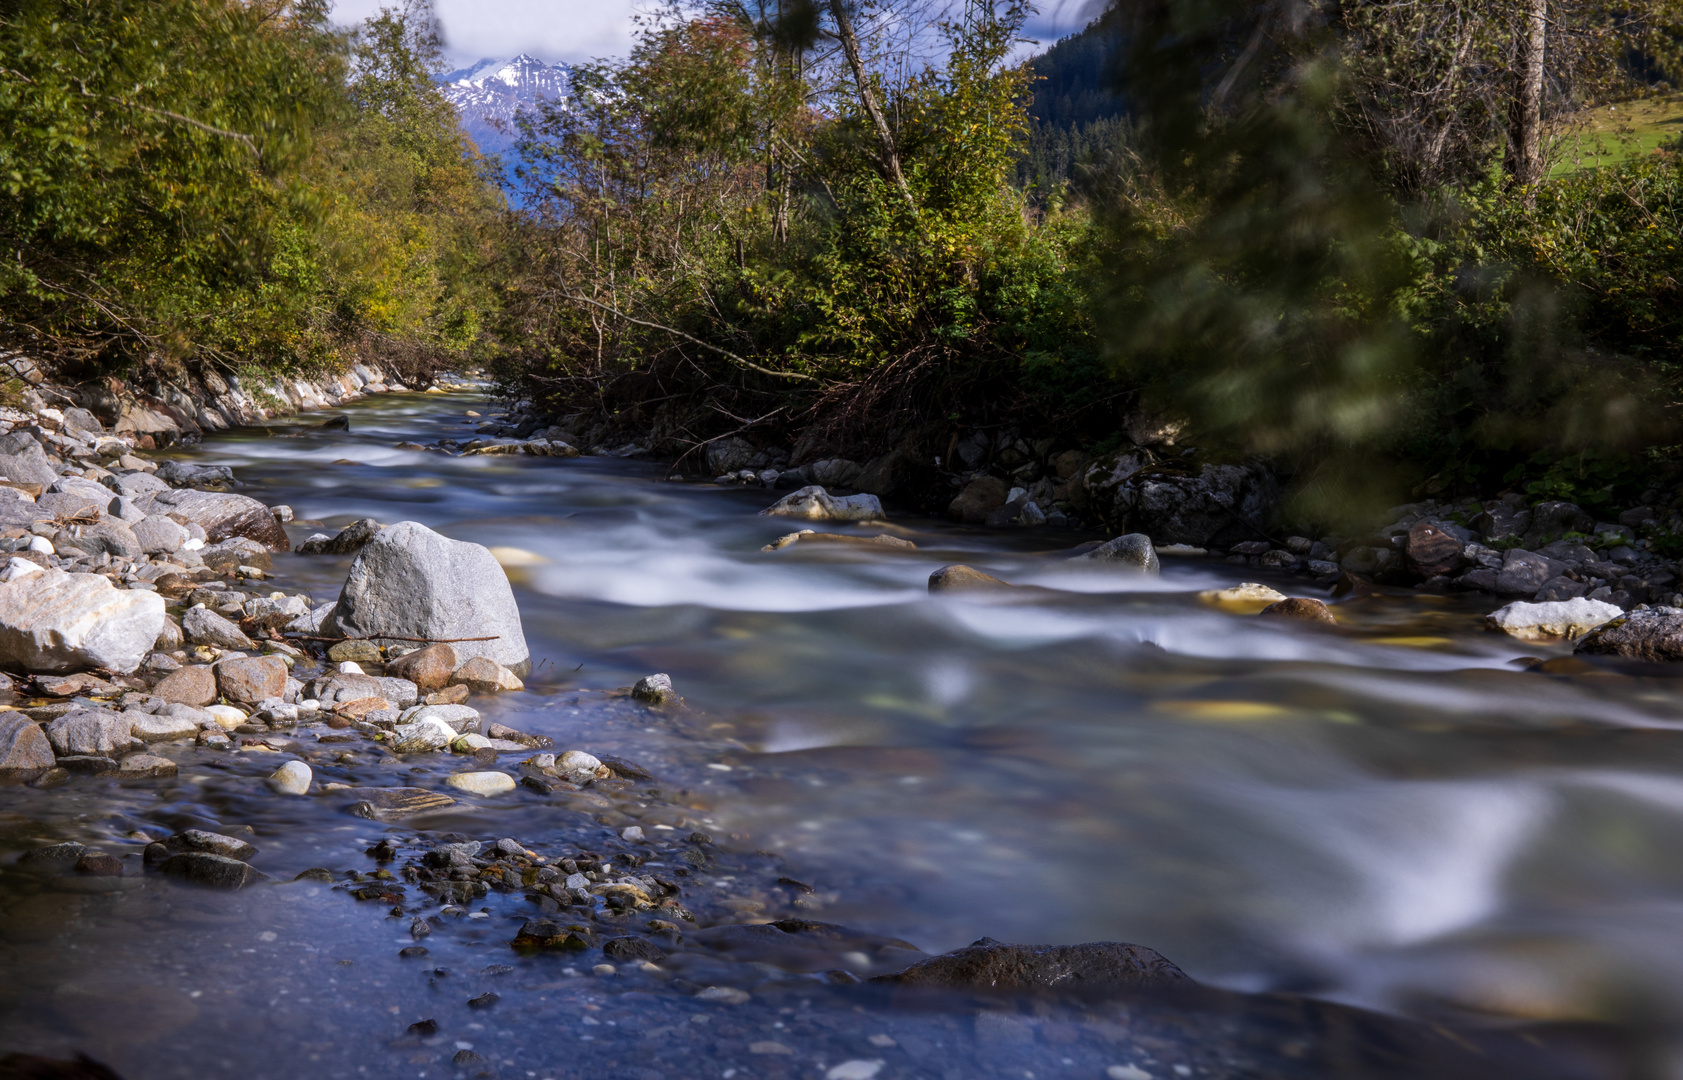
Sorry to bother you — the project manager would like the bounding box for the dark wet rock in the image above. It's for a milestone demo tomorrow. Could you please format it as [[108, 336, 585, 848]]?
[[56, 755, 119, 775], [384, 642, 457, 690], [1082, 458, 1277, 549], [181, 606, 254, 650], [399, 946, 429, 958], [297, 517, 383, 556], [17, 842, 87, 870], [1496, 550, 1555, 598], [466, 992, 498, 1009], [684, 920, 920, 974], [1258, 598, 1337, 624], [1535, 575, 1589, 602], [947, 476, 1009, 524], [214, 655, 287, 705], [928, 565, 1010, 591], [1070, 533, 1159, 574], [144, 829, 258, 864], [74, 851, 123, 876], [511, 919, 594, 950], [139, 488, 289, 550], [1525, 500, 1594, 547], [599, 754, 656, 781], [761, 529, 916, 552], [152, 664, 217, 707], [1404, 520, 1462, 578], [631, 673, 678, 705], [294, 868, 334, 882], [1577, 609, 1683, 661], [603, 936, 663, 963], [484, 721, 551, 749], [0, 1052, 127, 1079], [153, 851, 266, 889], [406, 1019, 438, 1037], [871, 938, 1190, 993], [323, 520, 529, 671], [0, 713, 55, 777]]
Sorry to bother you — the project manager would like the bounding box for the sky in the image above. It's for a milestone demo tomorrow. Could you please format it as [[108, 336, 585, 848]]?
[[327, 0, 1097, 68]]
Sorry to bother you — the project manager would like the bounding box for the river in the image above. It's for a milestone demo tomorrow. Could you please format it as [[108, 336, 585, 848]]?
[[3, 387, 1679, 1079]]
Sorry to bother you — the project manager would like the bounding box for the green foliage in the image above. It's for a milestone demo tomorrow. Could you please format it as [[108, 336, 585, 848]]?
[[0, 0, 502, 380], [502, 1, 1110, 451]]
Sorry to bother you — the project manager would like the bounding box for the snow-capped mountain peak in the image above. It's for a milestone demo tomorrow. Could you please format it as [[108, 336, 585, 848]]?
[[438, 55, 569, 154]]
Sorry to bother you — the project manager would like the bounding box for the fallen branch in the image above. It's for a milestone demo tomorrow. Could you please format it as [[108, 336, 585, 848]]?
[[555, 292, 820, 383], [286, 634, 502, 644]]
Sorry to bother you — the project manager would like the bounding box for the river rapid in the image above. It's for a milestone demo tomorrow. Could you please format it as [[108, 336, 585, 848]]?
[[5, 388, 1683, 1079]]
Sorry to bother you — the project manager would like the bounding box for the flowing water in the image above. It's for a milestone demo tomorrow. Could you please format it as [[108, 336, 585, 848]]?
[[4, 389, 1683, 1079]]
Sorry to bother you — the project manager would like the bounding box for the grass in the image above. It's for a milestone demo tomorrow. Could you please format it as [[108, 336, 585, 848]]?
[[1552, 94, 1683, 175]]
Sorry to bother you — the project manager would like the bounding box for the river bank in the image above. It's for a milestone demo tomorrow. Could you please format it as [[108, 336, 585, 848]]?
[[0, 384, 1677, 1079]]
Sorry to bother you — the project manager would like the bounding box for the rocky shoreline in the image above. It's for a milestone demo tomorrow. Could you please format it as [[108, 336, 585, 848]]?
[[454, 399, 1683, 658]]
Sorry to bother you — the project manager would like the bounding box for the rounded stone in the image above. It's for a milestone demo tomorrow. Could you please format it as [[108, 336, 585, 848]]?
[[268, 760, 312, 795], [928, 565, 1010, 591], [445, 771, 516, 796], [152, 664, 217, 707]]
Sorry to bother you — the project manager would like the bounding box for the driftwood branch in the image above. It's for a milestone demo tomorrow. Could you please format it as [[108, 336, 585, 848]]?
[[287, 634, 503, 644], [556, 291, 819, 383]]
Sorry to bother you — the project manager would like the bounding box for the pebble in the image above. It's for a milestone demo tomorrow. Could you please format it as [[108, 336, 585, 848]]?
[[695, 986, 750, 1004], [557, 750, 601, 772], [451, 733, 492, 752], [592, 964, 616, 976], [621, 826, 645, 842], [826, 1064, 884, 1080], [267, 760, 312, 795], [203, 704, 248, 730], [631, 673, 677, 705], [337, 661, 365, 674], [445, 771, 516, 796], [466, 992, 499, 1009]]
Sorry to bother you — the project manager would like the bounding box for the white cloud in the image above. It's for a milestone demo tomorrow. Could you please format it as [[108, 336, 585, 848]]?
[[329, 0, 644, 65]]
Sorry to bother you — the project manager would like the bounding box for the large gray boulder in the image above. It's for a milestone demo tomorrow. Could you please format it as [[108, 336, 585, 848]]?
[[323, 521, 528, 671], [0, 434, 60, 486], [760, 486, 884, 523], [0, 568, 165, 673], [1071, 533, 1160, 575], [137, 488, 289, 551]]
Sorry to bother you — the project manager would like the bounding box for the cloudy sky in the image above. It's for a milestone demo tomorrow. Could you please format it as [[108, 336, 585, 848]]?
[[328, 0, 1095, 67]]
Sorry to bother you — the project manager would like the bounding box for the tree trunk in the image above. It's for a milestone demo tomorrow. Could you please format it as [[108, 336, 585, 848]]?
[[1505, 0, 1547, 192], [826, 0, 918, 214]]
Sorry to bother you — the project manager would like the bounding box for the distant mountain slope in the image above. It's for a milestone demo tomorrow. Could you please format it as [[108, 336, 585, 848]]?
[[1018, 20, 1127, 202], [1026, 19, 1123, 128], [438, 54, 569, 156]]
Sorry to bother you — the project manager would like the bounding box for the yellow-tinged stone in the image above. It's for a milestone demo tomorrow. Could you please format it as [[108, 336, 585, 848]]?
[[1159, 700, 1291, 722], [1198, 583, 1288, 613], [1367, 636, 1454, 647], [489, 546, 547, 567]]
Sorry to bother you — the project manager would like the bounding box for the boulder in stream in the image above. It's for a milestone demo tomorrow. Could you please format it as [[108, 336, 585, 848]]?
[[323, 521, 529, 672], [1487, 598, 1623, 641], [139, 488, 290, 551], [761, 486, 884, 523], [1069, 533, 1159, 574], [1576, 607, 1683, 661], [871, 938, 1190, 992], [0, 568, 165, 674], [928, 565, 1011, 592]]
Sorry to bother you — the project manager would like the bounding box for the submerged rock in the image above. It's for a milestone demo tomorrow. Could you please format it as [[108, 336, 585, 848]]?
[[1258, 598, 1337, 624], [631, 673, 678, 705], [268, 760, 312, 795], [871, 938, 1189, 992], [323, 520, 529, 672], [0, 568, 165, 674], [154, 852, 266, 889], [928, 565, 1011, 591], [446, 771, 516, 796], [1198, 583, 1287, 612], [1070, 533, 1159, 575], [761, 486, 885, 523], [1487, 598, 1623, 641]]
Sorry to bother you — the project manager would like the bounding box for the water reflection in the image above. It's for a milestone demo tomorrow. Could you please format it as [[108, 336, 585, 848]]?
[[3, 389, 1681, 1076]]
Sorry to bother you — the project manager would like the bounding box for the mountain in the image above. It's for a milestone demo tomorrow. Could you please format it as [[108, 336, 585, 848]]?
[[1016, 21, 1128, 203], [438, 54, 570, 156]]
